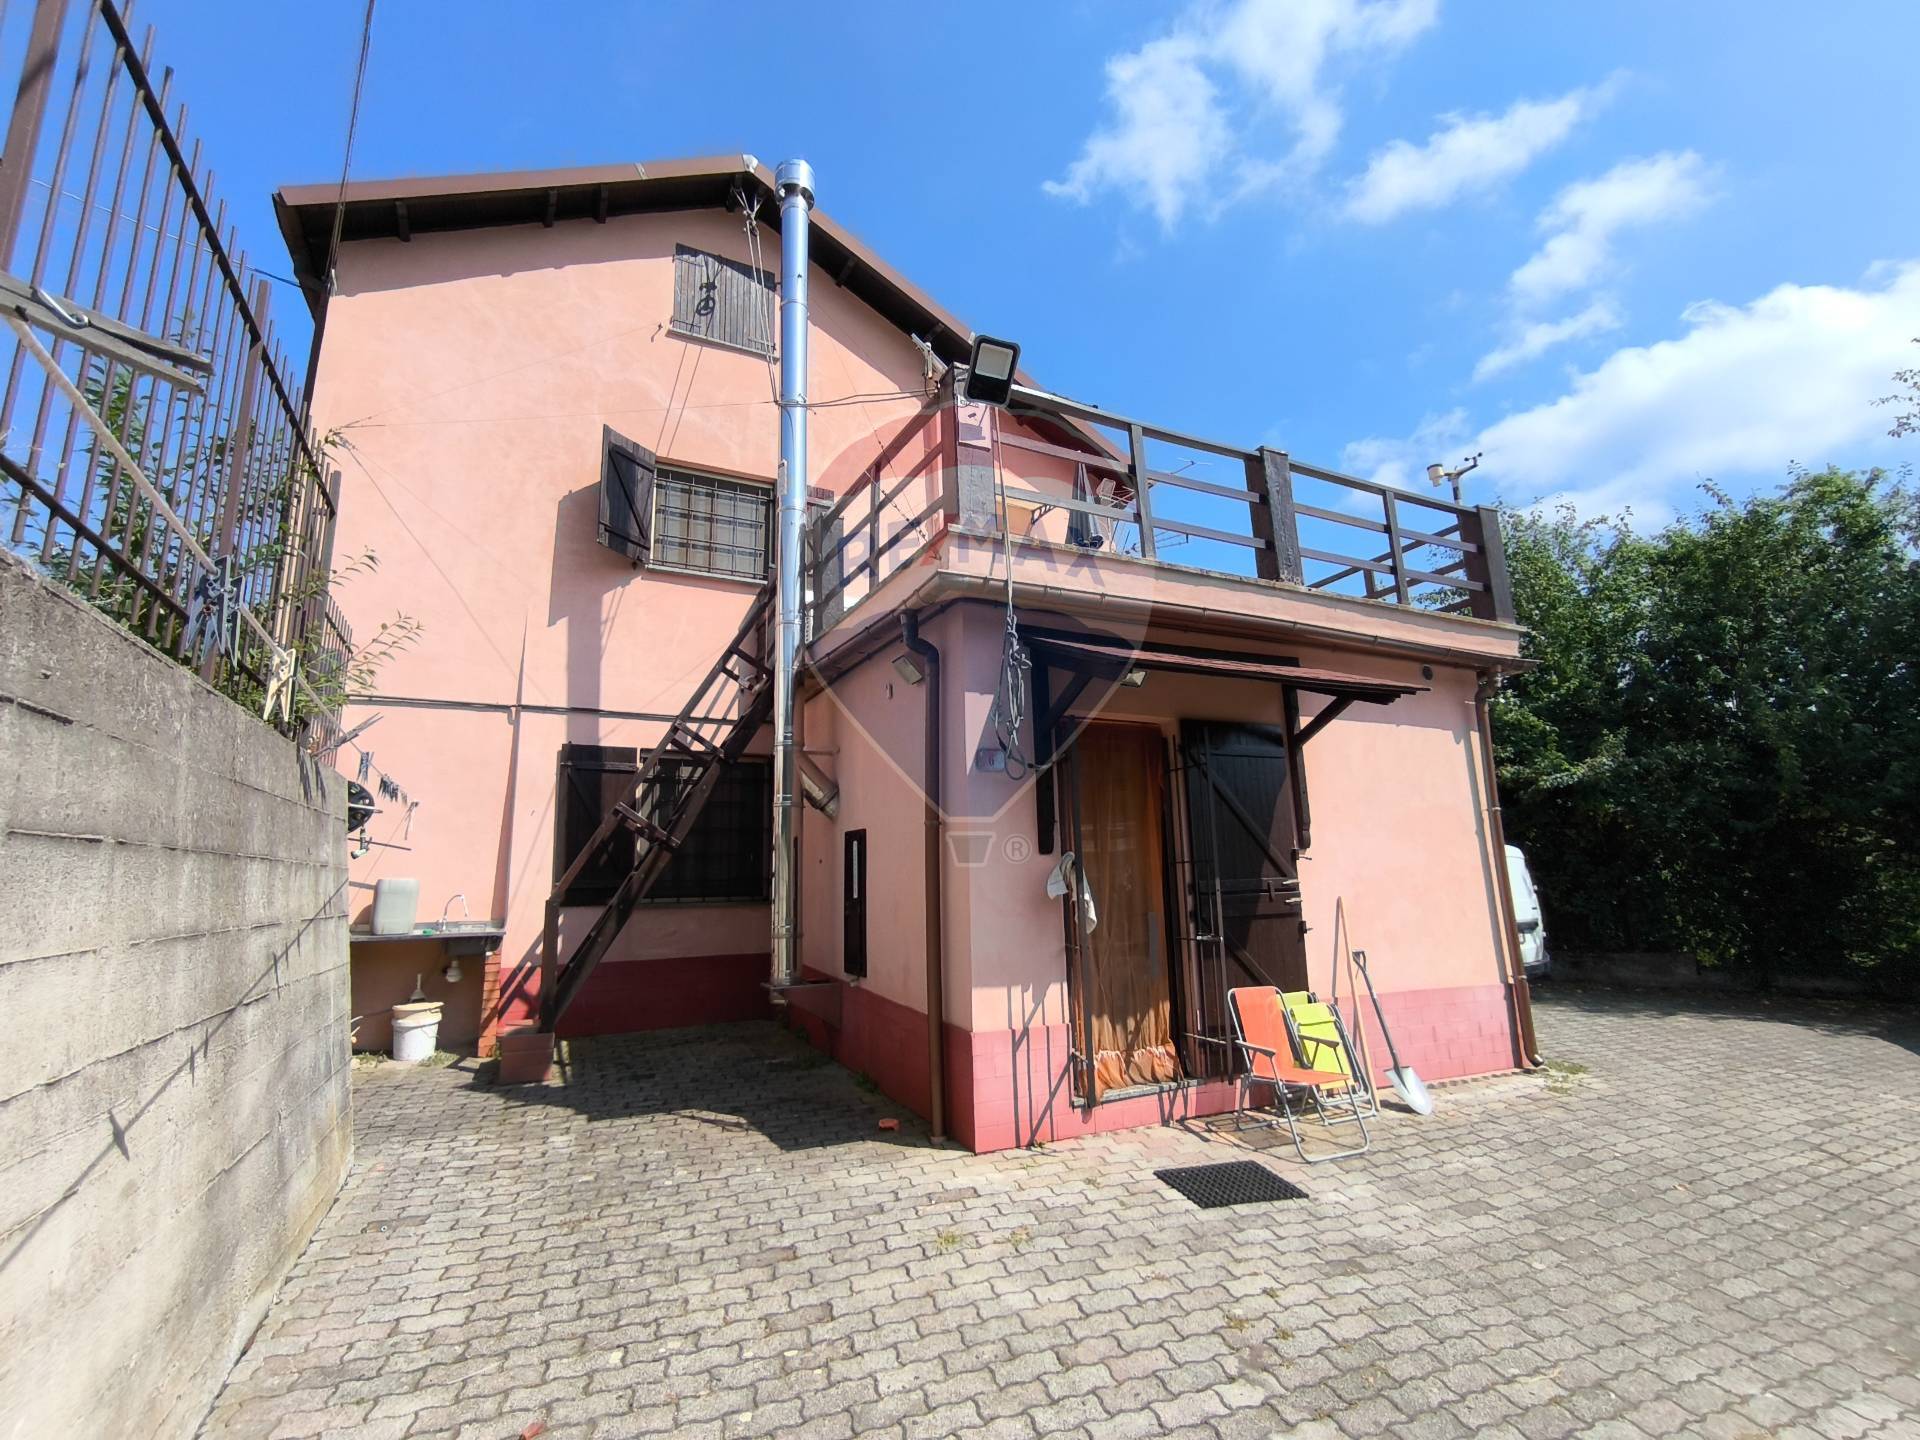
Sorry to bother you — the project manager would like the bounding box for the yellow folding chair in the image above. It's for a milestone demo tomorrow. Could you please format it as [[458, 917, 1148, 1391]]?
[[1227, 986, 1371, 1163], [1282, 990, 1377, 1120]]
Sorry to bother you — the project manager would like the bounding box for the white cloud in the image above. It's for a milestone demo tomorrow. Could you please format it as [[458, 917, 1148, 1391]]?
[[1044, 0, 1439, 229], [1345, 265, 1919, 526], [1341, 83, 1614, 224], [1480, 263, 1920, 522], [1510, 151, 1714, 306], [1472, 299, 1622, 381], [1341, 408, 1470, 492], [1042, 37, 1230, 231]]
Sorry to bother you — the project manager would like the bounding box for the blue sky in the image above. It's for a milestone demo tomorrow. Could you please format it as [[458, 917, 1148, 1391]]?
[[143, 0, 1920, 527]]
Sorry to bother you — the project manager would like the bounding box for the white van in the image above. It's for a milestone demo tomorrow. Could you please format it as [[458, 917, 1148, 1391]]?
[[1504, 845, 1550, 979]]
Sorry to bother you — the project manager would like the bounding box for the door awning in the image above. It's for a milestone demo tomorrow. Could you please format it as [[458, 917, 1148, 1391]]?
[[1024, 630, 1424, 857], [1025, 632, 1427, 704]]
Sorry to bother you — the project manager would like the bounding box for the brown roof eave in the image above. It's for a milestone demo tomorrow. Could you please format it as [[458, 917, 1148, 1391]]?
[[272, 153, 981, 372]]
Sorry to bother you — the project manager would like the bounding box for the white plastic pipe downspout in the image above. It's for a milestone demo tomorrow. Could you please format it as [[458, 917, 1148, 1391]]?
[[769, 159, 814, 988]]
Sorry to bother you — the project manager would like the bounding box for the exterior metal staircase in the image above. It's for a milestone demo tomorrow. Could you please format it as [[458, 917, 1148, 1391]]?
[[539, 582, 775, 1030]]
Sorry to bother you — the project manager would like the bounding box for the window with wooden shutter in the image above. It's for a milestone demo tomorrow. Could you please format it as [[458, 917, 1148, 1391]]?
[[670, 244, 775, 355], [599, 427, 657, 563], [553, 744, 638, 905]]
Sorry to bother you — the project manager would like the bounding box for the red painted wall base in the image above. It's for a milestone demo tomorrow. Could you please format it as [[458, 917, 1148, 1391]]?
[[951, 981, 1520, 1153], [785, 972, 955, 1128], [553, 951, 773, 1038], [1336, 980, 1523, 1081], [552, 960, 1519, 1156]]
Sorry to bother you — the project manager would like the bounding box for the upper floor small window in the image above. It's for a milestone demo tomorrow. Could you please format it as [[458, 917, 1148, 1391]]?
[[652, 467, 772, 582], [671, 244, 775, 356]]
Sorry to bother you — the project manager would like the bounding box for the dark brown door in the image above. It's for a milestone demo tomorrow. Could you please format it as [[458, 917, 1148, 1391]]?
[[1065, 724, 1181, 1101], [1181, 721, 1308, 1006]]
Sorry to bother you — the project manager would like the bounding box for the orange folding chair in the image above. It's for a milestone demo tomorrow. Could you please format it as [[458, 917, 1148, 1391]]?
[[1228, 986, 1372, 1163]]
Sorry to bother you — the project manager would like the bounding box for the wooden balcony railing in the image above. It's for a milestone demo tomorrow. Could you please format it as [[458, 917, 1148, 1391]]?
[[807, 375, 1516, 638]]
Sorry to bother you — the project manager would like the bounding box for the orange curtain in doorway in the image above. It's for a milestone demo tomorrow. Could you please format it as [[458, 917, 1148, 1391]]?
[[1073, 725, 1180, 1098]]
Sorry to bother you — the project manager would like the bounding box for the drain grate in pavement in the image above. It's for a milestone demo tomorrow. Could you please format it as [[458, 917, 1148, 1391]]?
[[1155, 1161, 1307, 1208]]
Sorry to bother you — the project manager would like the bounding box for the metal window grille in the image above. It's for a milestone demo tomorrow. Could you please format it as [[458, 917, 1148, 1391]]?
[[645, 757, 772, 904], [651, 468, 772, 581]]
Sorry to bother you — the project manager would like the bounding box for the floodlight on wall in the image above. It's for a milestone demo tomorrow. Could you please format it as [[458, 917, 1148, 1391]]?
[[962, 334, 1021, 407], [1121, 668, 1147, 688], [892, 653, 926, 685]]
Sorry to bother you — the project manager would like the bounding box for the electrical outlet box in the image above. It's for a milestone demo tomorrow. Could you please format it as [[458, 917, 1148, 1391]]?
[[973, 746, 1007, 773]]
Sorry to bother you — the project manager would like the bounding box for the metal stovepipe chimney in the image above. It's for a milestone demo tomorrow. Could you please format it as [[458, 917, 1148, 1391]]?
[[769, 158, 814, 986]]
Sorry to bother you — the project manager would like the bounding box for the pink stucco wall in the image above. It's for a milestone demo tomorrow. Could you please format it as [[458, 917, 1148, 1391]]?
[[311, 206, 943, 1038], [793, 598, 1526, 1149], [795, 605, 974, 1106], [308, 193, 1525, 1143]]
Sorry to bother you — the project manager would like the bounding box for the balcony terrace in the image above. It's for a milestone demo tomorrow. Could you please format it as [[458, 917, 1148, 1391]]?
[[806, 375, 1521, 673]]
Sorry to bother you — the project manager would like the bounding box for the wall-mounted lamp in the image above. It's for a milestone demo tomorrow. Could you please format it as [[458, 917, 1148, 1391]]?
[[1120, 668, 1147, 688], [892, 653, 926, 685], [962, 334, 1020, 407]]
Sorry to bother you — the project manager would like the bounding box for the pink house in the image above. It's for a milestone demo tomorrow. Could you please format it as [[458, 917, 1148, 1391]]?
[[278, 155, 1536, 1153]]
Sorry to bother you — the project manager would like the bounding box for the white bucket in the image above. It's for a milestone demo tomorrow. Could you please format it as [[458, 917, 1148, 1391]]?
[[390, 1001, 443, 1063]]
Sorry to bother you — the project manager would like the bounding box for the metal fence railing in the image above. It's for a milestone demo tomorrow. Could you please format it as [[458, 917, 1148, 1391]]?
[[0, 0, 344, 744], [809, 375, 1518, 638]]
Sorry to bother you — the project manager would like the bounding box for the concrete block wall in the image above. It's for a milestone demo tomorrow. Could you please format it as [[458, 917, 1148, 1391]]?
[[0, 551, 352, 1440]]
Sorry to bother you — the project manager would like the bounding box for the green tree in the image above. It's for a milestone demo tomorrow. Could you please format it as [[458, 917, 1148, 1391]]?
[[1494, 468, 1920, 992]]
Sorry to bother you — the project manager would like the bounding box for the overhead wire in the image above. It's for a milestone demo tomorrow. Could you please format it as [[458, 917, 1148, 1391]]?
[[320, 0, 377, 301], [737, 187, 781, 408], [312, 0, 421, 811], [737, 178, 950, 566], [987, 405, 1043, 781], [343, 391, 931, 433]]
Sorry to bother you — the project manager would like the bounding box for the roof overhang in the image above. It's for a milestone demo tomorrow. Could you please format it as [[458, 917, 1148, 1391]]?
[[1018, 626, 1425, 856], [1023, 629, 1427, 705], [273, 154, 980, 369], [802, 535, 1525, 689]]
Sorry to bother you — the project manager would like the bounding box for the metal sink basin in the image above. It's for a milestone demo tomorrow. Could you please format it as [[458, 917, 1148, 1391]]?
[[349, 920, 505, 955]]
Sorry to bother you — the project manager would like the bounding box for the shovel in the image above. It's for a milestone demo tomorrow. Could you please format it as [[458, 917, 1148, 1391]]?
[[1352, 948, 1434, 1115]]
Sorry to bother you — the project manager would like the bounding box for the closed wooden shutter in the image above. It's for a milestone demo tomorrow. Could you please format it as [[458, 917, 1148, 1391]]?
[[671, 244, 775, 355], [1180, 721, 1307, 995], [599, 427, 657, 563], [554, 744, 638, 904]]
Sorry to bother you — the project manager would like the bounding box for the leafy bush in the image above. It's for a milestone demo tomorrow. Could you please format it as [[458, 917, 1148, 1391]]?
[[1495, 467, 1920, 992]]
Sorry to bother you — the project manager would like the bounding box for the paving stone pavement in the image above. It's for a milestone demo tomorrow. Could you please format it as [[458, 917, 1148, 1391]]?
[[198, 988, 1920, 1440]]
